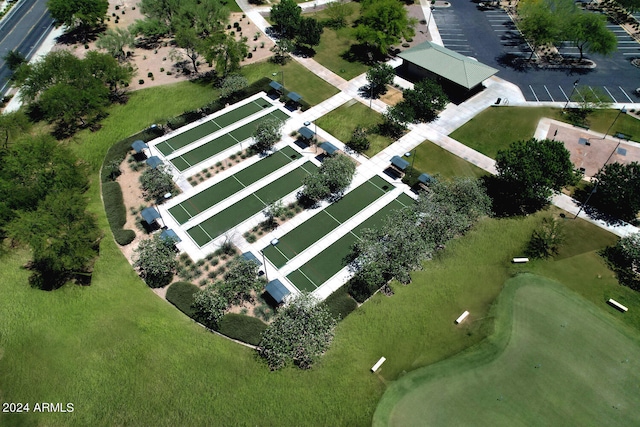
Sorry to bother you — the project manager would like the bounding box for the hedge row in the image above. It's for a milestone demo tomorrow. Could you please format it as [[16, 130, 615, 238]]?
[[102, 181, 136, 246], [166, 281, 200, 318], [322, 286, 358, 319], [218, 313, 268, 346]]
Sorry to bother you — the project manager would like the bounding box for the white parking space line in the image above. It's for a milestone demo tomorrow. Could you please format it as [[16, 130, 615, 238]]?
[[619, 87, 633, 102], [603, 87, 617, 103], [559, 85, 569, 101], [544, 86, 554, 101], [529, 85, 539, 102]]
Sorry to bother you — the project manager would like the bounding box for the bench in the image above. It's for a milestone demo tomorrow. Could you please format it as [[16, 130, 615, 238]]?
[[607, 299, 628, 312], [371, 357, 386, 372], [512, 257, 529, 263], [455, 311, 470, 324]]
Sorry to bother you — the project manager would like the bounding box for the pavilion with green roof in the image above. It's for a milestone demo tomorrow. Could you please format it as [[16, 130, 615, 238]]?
[[397, 41, 498, 92]]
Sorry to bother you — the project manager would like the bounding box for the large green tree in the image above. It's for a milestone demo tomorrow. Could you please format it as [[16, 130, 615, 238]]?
[[397, 78, 448, 123], [14, 51, 133, 134], [258, 293, 337, 370], [518, 0, 562, 59], [270, 0, 302, 38], [565, 12, 617, 61], [218, 257, 263, 306], [591, 162, 640, 221], [356, 0, 416, 54], [95, 27, 135, 63], [366, 63, 395, 98], [495, 138, 580, 211], [300, 155, 356, 203], [140, 165, 175, 202], [134, 234, 178, 288], [252, 118, 283, 153], [47, 0, 108, 32], [296, 17, 323, 48]]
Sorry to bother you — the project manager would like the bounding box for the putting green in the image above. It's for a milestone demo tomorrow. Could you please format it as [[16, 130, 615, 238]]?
[[374, 274, 640, 427], [155, 98, 272, 156], [168, 146, 300, 224], [263, 175, 393, 268], [187, 162, 317, 246], [171, 109, 290, 172], [287, 192, 414, 291]]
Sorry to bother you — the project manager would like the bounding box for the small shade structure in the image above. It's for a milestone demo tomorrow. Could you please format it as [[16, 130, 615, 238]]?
[[160, 229, 181, 244], [418, 173, 433, 185], [391, 155, 410, 171], [131, 140, 148, 153], [141, 206, 161, 225], [298, 126, 315, 140], [265, 279, 290, 304], [319, 141, 339, 156], [269, 80, 283, 92], [287, 92, 302, 103], [146, 156, 163, 169], [241, 251, 262, 266]]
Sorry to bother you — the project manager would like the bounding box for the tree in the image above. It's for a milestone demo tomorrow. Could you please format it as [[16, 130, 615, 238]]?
[[296, 17, 323, 47], [565, 12, 617, 61], [173, 26, 202, 73], [616, 0, 640, 12], [139, 0, 183, 30], [95, 27, 135, 63], [219, 74, 248, 100], [324, 0, 353, 29], [356, 0, 416, 54], [218, 257, 263, 306], [264, 200, 287, 229], [617, 233, 640, 272], [193, 285, 229, 328], [398, 78, 448, 123], [591, 162, 640, 221], [366, 63, 395, 98], [3, 50, 26, 72], [258, 292, 337, 370], [567, 86, 611, 126], [300, 155, 356, 203], [7, 191, 101, 290], [526, 216, 565, 258], [252, 117, 283, 153], [347, 125, 370, 153], [518, 0, 562, 60], [14, 51, 133, 134], [140, 165, 175, 201], [209, 33, 249, 77], [318, 154, 356, 196], [270, 38, 294, 64], [378, 110, 407, 138], [270, 0, 302, 38], [134, 234, 178, 288], [47, 0, 108, 33], [495, 138, 580, 211], [0, 111, 31, 150]]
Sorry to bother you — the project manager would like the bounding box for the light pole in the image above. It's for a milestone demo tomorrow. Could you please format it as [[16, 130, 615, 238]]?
[[563, 79, 580, 112], [573, 106, 627, 219], [272, 71, 284, 90]]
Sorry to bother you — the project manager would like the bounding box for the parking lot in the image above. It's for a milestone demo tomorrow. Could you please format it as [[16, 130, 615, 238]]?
[[433, 2, 640, 103]]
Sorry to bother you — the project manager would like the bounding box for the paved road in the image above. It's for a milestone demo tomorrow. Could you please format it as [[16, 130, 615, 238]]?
[[0, 0, 54, 95]]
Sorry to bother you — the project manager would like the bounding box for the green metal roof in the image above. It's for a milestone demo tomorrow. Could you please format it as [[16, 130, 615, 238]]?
[[398, 41, 498, 89]]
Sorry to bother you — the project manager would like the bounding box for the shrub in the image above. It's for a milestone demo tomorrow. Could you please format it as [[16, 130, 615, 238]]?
[[102, 181, 136, 246], [166, 282, 200, 318], [139, 79, 144, 85], [218, 314, 268, 345], [321, 286, 357, 320], [147, 72, 153, 78]]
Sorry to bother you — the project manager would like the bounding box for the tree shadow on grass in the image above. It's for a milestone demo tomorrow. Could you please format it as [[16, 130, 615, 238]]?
[[340, 43, 381, 66]]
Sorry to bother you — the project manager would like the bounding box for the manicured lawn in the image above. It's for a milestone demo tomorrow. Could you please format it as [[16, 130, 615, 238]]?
[[316, 100, 394, 156], [304, 4, 370, 80], [2, 82, 639, 426], [449, 106, 560, 158], [374, 274, 640, 426], [411, 140, 487, 179], [241, 60, 339, 106], [450, 106, 640, 159]]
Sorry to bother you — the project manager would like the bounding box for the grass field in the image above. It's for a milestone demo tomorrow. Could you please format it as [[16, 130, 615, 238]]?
[[303, 4, 369, 80], [168, 146, 300, 224], [287, 193, 414, 292], [411, 140, 487, 179], [170, 109, 290, 172], [316, 100, 394, 157], [263, 175, 393, 268], [3, 78, 640, 426], [155, 98, 272, 156], [241, 60, 339, 106], [373, 274, 640, 426], [450, 106, 640, 159], [187, 162, 318, 246]]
